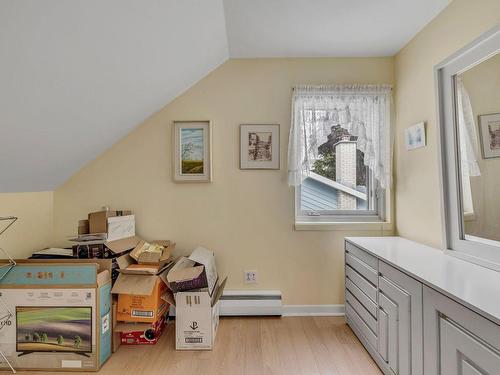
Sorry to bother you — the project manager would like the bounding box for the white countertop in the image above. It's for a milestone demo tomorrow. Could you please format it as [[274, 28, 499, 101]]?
[[345, 236, 500, 325]]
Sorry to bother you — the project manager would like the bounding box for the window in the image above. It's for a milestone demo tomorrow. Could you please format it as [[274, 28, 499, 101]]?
[[288, 85, 392, 225], [295, 115, 383, 222]]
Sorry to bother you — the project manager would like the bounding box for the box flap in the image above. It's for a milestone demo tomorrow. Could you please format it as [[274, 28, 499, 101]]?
[[111, 273, 158, 296], [120, 264, 159, 275], [211, 277, 227, 307], [166, 257, 194, 281], [160, 289, 176, 307], [114, 322, 154, 333], [152, 240, 171, 247], [188, 247, 217, 295], [97, 269, 111, 286], [115, 253, 134, 270], [105, 236, 142, 254], [188, 247, 214, 267], [157, 263, 175, 285], [130, 240, 170, 262], [167, 265, 204, 283]]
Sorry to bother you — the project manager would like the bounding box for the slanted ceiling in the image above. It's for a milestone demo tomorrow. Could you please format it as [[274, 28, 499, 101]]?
[[0, 0, 449, 192]]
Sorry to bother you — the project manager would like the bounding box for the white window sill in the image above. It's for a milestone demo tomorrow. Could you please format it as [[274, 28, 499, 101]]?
[[295, 221, 393, 231]]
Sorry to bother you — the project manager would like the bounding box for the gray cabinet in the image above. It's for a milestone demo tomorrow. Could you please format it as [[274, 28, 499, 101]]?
[[378, 262, 423, 375], [344, 242, 423, 375], [344, 242, 379, 352], [423, 286, 500, 375], [344, 239, 500, 375]]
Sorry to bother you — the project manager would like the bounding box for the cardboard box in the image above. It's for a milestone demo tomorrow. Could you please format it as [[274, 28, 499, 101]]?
[[78, 220, 89, 235], [0, 260, 112, 372], [111, 301, 120, 353], [114, 313, 167, 345], [167, 247, 218, 295], [130, 240, 174, 271], [106, 215, 135, 242], [72, 236, 140, 284], [174, 277, 226, 350], [111, 272, 170, 323], [88, 210, 131, 235]]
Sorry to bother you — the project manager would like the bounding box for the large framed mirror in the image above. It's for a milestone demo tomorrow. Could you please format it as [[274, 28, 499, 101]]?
[[436, 24, 500, 269]]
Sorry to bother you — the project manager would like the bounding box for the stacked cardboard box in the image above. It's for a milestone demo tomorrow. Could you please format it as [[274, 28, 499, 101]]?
[[165, 247, 226, 350], [110, 239, 175, 350], [70, 209, 138, 284]]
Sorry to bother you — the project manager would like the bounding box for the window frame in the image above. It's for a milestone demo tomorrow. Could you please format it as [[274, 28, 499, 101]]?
[[435, 23, 500, 270], [295, 168, 386, 224]]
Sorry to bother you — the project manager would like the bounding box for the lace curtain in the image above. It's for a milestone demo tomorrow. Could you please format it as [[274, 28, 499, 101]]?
[[288, 84, 393, 189], [456, 77, 481, 178]]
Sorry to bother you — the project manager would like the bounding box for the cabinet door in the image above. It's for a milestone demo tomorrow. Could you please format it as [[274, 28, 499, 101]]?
[[440, 317, 500, 375], [379, 292, 399, 372], [378, 262, 423, 375], [423, 286, 500, 375]]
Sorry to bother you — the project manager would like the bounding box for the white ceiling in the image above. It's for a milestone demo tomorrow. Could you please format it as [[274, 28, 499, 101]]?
[[0, 0, 229, 192], [224, 0, 451, 57], [0, 0, 449, 192]]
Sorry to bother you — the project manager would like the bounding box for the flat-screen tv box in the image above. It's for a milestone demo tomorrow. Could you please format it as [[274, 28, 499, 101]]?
[[0, 260, 112, 372]]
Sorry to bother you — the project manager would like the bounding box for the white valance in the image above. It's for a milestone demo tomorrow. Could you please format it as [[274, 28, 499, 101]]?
[[288, 84, 393, 189]]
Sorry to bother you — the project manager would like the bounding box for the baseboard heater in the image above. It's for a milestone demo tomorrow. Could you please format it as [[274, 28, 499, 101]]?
[[219, 290, 282, 316]]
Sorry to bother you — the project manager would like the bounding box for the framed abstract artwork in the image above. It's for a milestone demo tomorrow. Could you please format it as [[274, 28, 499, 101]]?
[[405, 122, 426, 151], [173, 121, 212, 182], [240, 124, 280, 170], [479, 113, 500, 159]]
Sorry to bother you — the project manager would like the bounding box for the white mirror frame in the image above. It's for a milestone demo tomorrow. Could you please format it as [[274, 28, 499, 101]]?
[[435, 24, 500, 270]]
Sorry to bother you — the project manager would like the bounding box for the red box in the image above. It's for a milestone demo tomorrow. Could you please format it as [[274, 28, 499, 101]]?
[[115, 314, 167, 345]]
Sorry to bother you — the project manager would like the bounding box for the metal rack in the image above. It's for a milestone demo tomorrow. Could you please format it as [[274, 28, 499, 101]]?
[[0, 216, 18, 373]]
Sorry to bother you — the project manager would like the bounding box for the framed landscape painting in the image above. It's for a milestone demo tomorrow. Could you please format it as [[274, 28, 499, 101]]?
[[240, 124, 280, 169], [173, 121, 212, 182]]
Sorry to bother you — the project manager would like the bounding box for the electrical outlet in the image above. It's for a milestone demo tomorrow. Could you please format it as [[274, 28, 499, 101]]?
[[244, 270, 258, 284]]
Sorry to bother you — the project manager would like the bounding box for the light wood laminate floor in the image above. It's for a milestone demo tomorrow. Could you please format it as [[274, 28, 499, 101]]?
[[9, 316, 382, 375]]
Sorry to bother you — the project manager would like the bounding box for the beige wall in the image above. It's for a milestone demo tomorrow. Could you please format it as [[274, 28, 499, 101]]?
[[0, 192, 54, 258], [53, 58, 394, 305], [394, 0, 500, 248], [461, 54, 500, 241]]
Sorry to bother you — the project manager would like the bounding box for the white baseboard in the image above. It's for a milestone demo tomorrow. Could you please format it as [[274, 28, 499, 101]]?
[[282, 304, 345, 317], [170, 304, 345, 317]]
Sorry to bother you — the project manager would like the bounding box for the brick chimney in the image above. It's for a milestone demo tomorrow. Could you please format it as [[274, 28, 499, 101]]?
[[335, 141, 357, 210]]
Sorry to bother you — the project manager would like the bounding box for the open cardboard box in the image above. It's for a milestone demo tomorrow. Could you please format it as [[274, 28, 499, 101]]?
[[111, 267, 171, 324], [129, 240, 175, 271], [173, 277, 227, 350], [88, 209, 132, 235], [166, 247, 217, 296]]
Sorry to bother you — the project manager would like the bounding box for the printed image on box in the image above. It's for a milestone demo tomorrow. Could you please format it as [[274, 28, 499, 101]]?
[[16, 307, 92, 355]]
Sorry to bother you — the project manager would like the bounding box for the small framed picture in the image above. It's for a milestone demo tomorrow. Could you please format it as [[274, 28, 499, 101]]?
[[405, 122, 426, 150], [240, 124, 280, 170], [173, 121, 212, 182], [479, 113, 500, 159]]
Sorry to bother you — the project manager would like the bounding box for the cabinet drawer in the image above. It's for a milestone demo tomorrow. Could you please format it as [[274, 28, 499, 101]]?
[[346, 289, 377, 334], [345, 253, 378, 286], [346, 265, 377, 302], [345, 242, 378, 269], [346, 303, 377, 349], [346, 277, 378, 317]]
